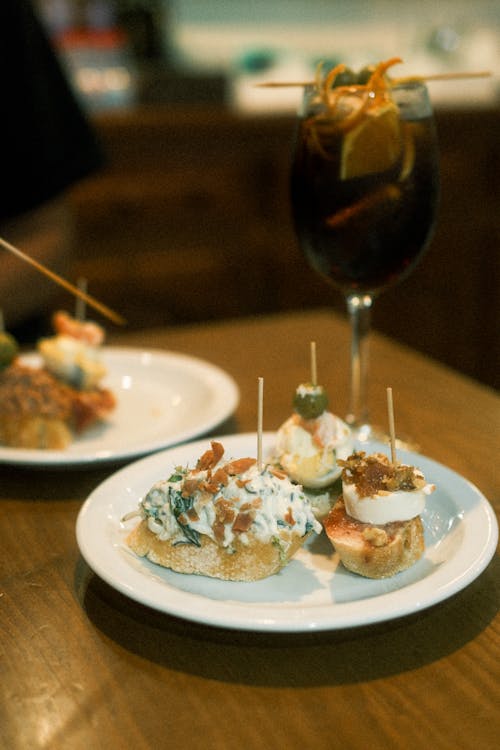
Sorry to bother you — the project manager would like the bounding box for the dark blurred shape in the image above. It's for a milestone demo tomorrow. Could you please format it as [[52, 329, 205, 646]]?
[[0, 0, 103, 220], [0, 0, 103, 332]]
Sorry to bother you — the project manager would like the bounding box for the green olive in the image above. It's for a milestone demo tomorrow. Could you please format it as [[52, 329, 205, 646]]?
[[293, 383, 329, 419], [0, 331, 18, 369]]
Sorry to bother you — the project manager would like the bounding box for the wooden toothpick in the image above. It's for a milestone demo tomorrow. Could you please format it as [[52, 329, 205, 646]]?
[[386, 387, 397, 464], [257, 377, 264, 470], [75, 277, 88, 321], [255, 71, 491, 89], [0, 236, 126, 326], [310, 341, 317, 386]]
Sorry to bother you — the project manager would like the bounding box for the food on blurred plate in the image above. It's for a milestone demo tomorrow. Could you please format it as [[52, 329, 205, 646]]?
[[274, 379, 353, 494], [39, 310, 106, 389], [123, 440, 322, 581], [323, 451, 435, 578], [0, 311, 115, 450], [0, 329, 19, 368]]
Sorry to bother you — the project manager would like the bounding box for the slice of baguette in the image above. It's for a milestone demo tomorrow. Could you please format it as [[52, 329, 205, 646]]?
[[323, 497, 424, 578], [126, 520, 310, 581]]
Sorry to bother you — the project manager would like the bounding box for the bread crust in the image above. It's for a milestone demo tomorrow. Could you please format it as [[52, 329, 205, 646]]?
[[126, 519, 310, 581], [323, 497, 424, 578]]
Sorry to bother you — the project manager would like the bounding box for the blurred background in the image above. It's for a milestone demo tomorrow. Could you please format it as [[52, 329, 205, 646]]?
[[34, 1, 499, 388]]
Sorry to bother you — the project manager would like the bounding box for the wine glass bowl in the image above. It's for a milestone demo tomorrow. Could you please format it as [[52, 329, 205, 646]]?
[[290, 64, 440, 440]]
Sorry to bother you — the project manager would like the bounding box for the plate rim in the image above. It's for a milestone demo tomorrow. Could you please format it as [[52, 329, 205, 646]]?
[[76, 432, 498, 632], [0, 346, 239, 467]]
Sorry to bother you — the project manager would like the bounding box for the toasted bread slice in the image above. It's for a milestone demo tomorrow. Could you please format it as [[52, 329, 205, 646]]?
[[323, 497, 424, 578], [126, 519, 311, 581]]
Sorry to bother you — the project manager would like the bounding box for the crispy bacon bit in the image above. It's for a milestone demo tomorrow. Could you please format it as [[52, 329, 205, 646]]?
[[225, 457, 256, 475], [240, 498, 263, 511], [214, 498, 236, 525], [284, 508, 296, 526], [212, 467, 229, 486], [232, 511, 254, 533], [212, 520, 225, 543], [197, 441, 224, 470], [338, 451, 425, 495], [181, 478, 201, 497], [270, 468, 288, 480], [186, 507, 200, 522], [200, 467, 229, 494]]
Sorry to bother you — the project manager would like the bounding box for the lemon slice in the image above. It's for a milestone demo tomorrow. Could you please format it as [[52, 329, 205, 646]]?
[[340, 102, 402, 180]]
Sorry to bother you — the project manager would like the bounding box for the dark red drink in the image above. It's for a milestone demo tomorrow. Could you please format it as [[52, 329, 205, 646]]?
[[291, 90, 439, 296]]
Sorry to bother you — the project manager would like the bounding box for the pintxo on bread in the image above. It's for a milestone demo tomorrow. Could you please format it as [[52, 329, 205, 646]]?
[[123, 440, 322, 581], [0, 310, 115, 450], [323, 451, 435, 578], [273, 343, 353, 491]]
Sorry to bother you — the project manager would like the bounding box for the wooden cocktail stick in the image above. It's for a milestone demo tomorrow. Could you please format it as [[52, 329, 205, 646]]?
[[0, 236, 126, 326], [395, 70, 491, 84], [75, 277, 88, 321], [310, 341, 317, 386], [255, 70, 491, 88], [386, 387, 397, 464], [257, 376, 264, 470]]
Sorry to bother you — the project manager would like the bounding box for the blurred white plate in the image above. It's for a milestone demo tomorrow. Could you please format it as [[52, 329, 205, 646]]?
[[76, 432, 498, 632], [0, 348, 239, 466]]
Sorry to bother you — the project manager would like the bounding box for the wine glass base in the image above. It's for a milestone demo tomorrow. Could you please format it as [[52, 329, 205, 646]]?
[[349, 422, 421, 453]]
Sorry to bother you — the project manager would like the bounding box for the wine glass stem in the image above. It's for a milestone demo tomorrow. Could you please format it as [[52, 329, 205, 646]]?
[[346, 293, 373, 432]]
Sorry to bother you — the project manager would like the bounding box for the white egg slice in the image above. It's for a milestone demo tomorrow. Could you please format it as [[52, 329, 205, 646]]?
[[276, 412, 353, 489]]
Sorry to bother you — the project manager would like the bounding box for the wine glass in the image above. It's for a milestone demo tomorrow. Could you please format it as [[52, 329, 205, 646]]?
[[290, 62, 440, 443]]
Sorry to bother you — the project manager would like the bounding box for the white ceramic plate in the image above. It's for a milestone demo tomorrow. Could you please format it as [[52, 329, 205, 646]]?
[[76, 432, 498, 632], [0, 348, 239, 467]]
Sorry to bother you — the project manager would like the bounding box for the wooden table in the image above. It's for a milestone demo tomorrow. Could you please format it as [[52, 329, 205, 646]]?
[[1, 309, 499, 750]]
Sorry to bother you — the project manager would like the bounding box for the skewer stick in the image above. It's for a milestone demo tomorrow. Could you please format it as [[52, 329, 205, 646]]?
[[255, 71, 491, 88], [0, 236, 126, 326], [395, 70, 491, 84], [75, 277, 87, 321], [310, 341, 317, 386], [257, 377, 264, 470], [255, 81, 312, 88], [386, 387, 397, 464]]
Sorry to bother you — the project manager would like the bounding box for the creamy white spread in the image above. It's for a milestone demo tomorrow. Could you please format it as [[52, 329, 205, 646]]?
[[140, 459, 322, 550], [342, 456, 435, 524], [275, 411, 353, 488]]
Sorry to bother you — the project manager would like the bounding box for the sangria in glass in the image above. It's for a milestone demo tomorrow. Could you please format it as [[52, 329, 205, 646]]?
[[291, 58, 440, 441]]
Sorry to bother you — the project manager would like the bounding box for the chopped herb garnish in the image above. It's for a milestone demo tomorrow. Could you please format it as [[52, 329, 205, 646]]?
[[168, 487, 201, 547]]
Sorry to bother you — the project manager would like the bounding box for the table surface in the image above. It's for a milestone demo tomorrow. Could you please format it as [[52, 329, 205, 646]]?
[[1, 309, 499, 750]]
